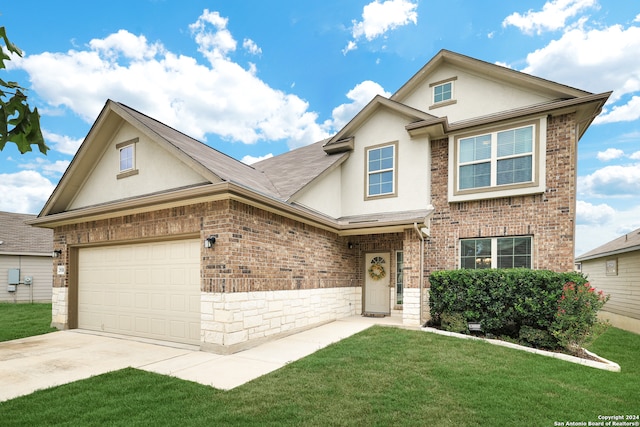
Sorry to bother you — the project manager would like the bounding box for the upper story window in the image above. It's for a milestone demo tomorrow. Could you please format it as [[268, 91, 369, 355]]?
[[119, 145, 134, 172], [366, 142, 397, 198], [429, 77, 457, 109], [116, 137, 139, 179], [458, 124, 534, 191], [434, 82, 452, 103], [460, 236, 532, 269]]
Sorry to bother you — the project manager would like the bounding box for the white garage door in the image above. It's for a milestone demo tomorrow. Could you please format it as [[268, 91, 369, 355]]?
[[78, 239, 201, 345]]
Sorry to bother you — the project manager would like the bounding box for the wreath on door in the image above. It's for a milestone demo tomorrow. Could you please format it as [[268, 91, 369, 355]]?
[[368, 256, 386, 281]]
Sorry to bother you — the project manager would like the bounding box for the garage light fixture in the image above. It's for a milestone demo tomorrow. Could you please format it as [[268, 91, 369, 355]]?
[[52, 249, 62, 258], [204, 235, 216, 248]]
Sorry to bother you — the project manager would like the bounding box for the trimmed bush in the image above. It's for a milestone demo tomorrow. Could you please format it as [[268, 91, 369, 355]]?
[[428, 269, 606, 352]]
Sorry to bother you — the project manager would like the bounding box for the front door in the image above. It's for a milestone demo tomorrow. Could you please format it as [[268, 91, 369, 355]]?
[[364, 252, 390, 315]]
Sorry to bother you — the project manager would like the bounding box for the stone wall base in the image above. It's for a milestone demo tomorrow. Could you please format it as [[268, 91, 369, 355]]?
[[51, 287, 68, 329], [201, 287, 362, 354]]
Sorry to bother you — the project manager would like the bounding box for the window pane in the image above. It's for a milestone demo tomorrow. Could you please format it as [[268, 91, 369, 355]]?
[[498, 126, 532, 157], [496, 237, 532, 269], [369, 171, 393, 195], [497, 156, 532, 185], [460, 162, 490, 189], [120, 146, 133, 171], [461, 239, 492, 270], [460, 135, 491, 162], [434, 82, 452, 103]]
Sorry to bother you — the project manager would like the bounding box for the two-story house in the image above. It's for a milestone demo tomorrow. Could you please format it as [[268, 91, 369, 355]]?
[[29, 50, 610, 353]]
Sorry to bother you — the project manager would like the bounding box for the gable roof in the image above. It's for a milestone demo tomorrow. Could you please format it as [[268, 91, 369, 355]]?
[[254, 140, 348, 201], [323, 95, 438, 152], [576, 227, 640, 262], [0, 211, 53, 255], [391, 49, 592, 103]]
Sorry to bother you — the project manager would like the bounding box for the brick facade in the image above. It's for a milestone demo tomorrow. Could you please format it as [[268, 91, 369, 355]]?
[[426, 113, 578, 276]]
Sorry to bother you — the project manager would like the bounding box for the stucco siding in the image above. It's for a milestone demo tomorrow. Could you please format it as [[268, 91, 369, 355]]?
[[581, 250, 640, 321], [401, 64, 556, 123], [69, 122, 209, 210], [339, 109, 430, 217]]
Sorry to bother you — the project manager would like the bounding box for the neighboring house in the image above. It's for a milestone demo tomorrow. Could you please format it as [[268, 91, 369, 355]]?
[[0, 211, 53, 303], [28, 50, 610, 353], [575, 228, 640, 334]]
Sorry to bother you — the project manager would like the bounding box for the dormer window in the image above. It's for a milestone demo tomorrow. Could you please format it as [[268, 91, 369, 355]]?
[[116, 137, 139, 179], [429, 77, 457, 109]]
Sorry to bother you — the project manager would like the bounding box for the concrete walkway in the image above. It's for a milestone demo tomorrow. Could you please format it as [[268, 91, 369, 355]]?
[[0, 315, 405, 402]]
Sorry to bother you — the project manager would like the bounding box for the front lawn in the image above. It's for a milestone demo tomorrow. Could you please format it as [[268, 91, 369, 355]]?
[[0, 325, 637, 426], [0, 303, 56, 342]]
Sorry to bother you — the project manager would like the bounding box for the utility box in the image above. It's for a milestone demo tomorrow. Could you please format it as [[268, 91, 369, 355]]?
[[24, 276, 33, 285], [8, 268, 20, 285], [7, 284, 17, 292]]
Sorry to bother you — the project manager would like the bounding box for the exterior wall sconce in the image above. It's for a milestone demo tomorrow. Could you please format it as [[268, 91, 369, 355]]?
[[348, 242, 354, 249], [204, 236, 216, 248], [52, 249, 62, 258]]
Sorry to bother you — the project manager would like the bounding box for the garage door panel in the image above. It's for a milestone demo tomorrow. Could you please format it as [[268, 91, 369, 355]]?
[[78, 239, 200, 345]]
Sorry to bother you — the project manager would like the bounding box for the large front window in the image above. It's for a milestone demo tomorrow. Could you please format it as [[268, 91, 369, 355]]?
[[367, 144, 396, 197], [461, 237, 532, 269], [458, 125, 533, 190]]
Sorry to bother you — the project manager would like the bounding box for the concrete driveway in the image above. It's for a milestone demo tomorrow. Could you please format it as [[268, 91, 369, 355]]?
[[0, 315, 405, 402]]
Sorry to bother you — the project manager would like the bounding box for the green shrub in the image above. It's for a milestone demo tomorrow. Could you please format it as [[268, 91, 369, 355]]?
[[518, 325, 557, 349], [440, 312, 468, 333], [428, 269, 607, 352]]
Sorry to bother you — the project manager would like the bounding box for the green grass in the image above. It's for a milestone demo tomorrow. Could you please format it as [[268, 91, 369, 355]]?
[[0, 325, 637, 426], [0, 303, 56, 342]]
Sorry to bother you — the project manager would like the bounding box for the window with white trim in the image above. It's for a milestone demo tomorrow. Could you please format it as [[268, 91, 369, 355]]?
[[119, 145, 134, 172], [367, 143, 396, 197], [460, 237, 532, 269], [458, 125, 534, 191], [396, 251, 404, 305], [433, 81, 452, 104], [115, 137, 139, 179]]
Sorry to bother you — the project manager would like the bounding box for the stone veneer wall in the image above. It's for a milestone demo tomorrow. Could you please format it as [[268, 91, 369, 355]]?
[[427, 113, 578, 275], [201, 287, 362, 353]]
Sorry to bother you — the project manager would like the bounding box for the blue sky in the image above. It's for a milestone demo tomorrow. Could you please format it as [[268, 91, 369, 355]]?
[[1, 0, 639, 256]]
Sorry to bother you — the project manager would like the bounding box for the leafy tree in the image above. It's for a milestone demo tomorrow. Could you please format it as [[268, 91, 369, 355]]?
[[0, 26, 47, 154]]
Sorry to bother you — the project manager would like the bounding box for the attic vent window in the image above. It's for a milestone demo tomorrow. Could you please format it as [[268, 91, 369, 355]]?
[[116, 137, 139, 179], [429, 77, 457, 109]]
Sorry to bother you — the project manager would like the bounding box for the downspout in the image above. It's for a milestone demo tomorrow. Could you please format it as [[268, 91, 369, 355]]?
[[413, 222, 425, 326]]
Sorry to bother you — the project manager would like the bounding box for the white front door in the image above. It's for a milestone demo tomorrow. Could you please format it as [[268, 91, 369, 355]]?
[[364, 252, 390, 314]]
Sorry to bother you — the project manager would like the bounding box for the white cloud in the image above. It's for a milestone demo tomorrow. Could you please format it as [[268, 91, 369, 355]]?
[[43, 131, 84, 156], [242, 38, 262, 55], [630, 151, 640, 160], [578, 163, 640, 197], [502, 0, 597, 35], [596, 148, 624, 161], [344, 0, 418, 54], [241, 153, 273, 165], [576, 200, 615, 225], [520, 21, 640, 125], [0, 171, 55, 214], [14, 10, 330, 149], [576, 203, 640, 255], [18, 158, 70, 177], [594, 95, 640, 124], [330, 80, 391, 130]]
